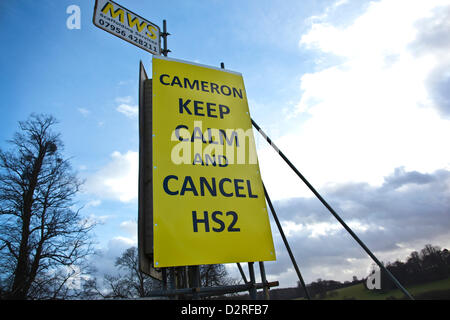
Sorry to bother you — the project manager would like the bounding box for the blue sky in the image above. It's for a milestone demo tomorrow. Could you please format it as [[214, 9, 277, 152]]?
[[1, 0, 450, 288]]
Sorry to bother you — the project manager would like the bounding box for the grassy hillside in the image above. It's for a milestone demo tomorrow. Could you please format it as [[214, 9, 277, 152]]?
[[323, 277, 450, 300]]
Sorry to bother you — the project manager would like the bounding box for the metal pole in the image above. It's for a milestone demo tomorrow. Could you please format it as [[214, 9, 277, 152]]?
[[183, 266, 189, 288], [175, 267, 187, 298], [162, 268, 168, 291], [252, 119, 414, 300], [236, 263, 248, 284], [259, 262, 270, 300], [189, 265, 201, 300], [248, 262, 257, 300], [161, 20, 171, 57], [263, 183, 311, 300], [169, 268, 177, 300]]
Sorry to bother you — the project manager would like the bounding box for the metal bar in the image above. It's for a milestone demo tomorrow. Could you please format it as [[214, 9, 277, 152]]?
[[248, 262, 257, 300], [236, 263, 248, 284], [183, 266, 189, 288], [252, 119, 415, 300], [196, 281, 278, 298], [161, 20, 171, 56], [169, 268, 176, 289], [187, 266, 195, 288], [162, 268, 168, 290], [259, 262, 270, 300], [175, 267, 187, 298], [192, 265, 201, 300], [162, 20, 167, 57], [146, 281, 279, 298], [263, 183, 311, 300], [169, 268, 177, 300]]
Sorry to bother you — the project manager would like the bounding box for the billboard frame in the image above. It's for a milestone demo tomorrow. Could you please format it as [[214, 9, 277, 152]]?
[[138, 61, 162, 280]]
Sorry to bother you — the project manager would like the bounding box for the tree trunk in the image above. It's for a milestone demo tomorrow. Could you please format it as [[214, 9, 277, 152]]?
[[9, 147, 46, 299]]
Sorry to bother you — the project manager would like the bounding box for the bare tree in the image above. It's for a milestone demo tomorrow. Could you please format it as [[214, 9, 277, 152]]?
[[85, 247, 238, 299], [200, 264, 234, 287], [101, 247, 161, 299], [0, 114, 95, 299]]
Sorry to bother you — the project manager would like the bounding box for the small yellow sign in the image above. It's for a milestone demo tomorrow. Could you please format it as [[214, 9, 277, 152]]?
[[152, 56, 275, 267]]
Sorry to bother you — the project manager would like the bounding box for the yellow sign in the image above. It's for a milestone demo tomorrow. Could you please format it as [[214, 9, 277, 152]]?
[[152, 56, 275, 267]]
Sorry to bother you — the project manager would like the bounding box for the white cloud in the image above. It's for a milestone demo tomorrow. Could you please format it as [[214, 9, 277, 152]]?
[[115, 96, 133, 104], [112, 236, 136, 247], [250, 0, 450, 287], [85, 199, 101, 208], [85, 150, 138, 203], [78, 108, 90, 117], [120, 220, 137, 240], [116, 104, 138, 119], [115, 96, 138, 119], [263, 167, 450, 285], [117, 80, 133, 87], [306, 0, 350, 24], [91, 237, 136, 277], [259, 0, 450, 201]]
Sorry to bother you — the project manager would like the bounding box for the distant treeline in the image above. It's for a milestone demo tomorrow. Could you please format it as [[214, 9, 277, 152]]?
[[366, 244, 450, 292], [233, 243, 450, 300]]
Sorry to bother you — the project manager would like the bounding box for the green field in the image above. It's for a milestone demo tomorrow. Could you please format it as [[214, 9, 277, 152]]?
[[321, 277, 450, 300]]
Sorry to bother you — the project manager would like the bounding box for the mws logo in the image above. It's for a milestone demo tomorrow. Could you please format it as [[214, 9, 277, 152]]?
[[100, 1, 157, 39]]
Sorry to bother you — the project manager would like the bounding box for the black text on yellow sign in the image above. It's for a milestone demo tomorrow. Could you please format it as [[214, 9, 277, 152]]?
[[152, 56, 275, 267]]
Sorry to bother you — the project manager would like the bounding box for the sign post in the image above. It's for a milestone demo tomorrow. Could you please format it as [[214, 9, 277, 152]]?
[[151, 56, 276, 268]]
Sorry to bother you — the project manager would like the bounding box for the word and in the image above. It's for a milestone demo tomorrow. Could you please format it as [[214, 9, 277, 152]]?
[[192, 153, 228, 167]]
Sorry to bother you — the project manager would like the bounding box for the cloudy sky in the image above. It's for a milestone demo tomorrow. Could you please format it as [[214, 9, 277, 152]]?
[[1, 0, 450, 288]]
